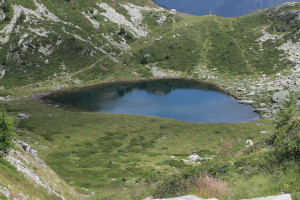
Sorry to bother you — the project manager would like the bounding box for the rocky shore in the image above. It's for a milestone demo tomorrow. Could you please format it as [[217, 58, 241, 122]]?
[[145, 194, 292, 200]]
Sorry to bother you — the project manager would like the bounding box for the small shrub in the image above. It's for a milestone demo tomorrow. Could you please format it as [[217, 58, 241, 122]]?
[[1, 3, 10, 13], [234, 151, 277, 174], [16, 11, 26, 24], [125, 33, 134, 40], [153, 174, 189, 198], [118, 27, 126, 35], [43, 134, 54, 141], [0, 194, 8, 200], [203, 160, 234, 177], [164, 160, 186, 169], [273, 120, 300, 160], [141, 57, 148, 64]]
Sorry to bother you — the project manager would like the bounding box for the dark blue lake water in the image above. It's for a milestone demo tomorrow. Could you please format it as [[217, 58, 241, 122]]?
[[154, 0, 300, 17], [48, 79, 260, 123]]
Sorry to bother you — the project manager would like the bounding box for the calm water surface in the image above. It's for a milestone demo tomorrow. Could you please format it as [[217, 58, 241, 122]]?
[[48, 79, 260, 123], [154, 0, 300, 17]]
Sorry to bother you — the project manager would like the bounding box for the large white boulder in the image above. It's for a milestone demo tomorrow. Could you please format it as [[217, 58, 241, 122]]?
[[271, 91, 289, 103]]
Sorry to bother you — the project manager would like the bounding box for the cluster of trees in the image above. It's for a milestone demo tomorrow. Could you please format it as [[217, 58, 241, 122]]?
[[0, 110, 14, 157]]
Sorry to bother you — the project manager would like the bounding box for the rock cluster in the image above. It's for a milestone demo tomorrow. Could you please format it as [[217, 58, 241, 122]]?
[[0, 185, 10, 199], [18, 113, 29, 119], [15, 139, 37, 156], [145, 194, 291, 200], [0, 185, 29, 200], [97, 3, 149, 38], [180, 154, 214, 164]]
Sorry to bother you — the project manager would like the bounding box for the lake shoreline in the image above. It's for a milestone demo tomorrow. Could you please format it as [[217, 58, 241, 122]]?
[[32, 77, 261, 123]]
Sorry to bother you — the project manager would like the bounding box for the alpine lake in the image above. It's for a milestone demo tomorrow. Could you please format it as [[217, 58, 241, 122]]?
[[46, 79, 260, 123]]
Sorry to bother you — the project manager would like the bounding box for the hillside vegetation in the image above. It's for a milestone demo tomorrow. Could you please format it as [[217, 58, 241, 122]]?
[[0, 0, 299, 199], [152, 101, 300, 200], [0, 0, 299, 91]]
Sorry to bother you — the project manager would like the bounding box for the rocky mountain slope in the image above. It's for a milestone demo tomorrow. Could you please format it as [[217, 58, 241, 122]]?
[[0, 0, 298, 115]]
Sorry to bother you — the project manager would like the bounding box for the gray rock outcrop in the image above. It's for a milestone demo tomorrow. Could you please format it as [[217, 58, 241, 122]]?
[[296, 99, 300, 107], [18, 113, 29, 119], [15, 139, 37, 156], [0, 186, 10, 199], [271, 91, 290, 103], [254, 108, 270, 113], [239, 100, 255, 104]]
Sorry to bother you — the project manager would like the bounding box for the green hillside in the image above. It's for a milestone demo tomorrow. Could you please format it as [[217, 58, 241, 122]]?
[[0, 0, 299, 90]]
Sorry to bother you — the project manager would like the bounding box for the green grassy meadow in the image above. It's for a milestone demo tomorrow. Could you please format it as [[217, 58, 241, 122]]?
[[5, 98, 272, 194]]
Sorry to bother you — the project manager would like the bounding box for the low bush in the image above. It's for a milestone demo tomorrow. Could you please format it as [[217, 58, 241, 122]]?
[[203, 160, 234, 177], [153, 174, 189, 198]]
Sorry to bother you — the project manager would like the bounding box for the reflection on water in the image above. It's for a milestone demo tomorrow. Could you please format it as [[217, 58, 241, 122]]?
[[48, 79, 260, 123], [154, 0, 299, 17]]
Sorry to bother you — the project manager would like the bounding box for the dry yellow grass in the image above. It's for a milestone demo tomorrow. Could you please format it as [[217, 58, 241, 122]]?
[[291, 116, 300, 121], [194, 176, 230, 199]]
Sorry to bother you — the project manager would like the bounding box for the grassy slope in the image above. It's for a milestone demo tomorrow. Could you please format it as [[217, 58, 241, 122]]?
[[0, 158, 51, 200], [0, 151, 82, 200], [6, 98, 272, 192], [0, 0, 299, 199]]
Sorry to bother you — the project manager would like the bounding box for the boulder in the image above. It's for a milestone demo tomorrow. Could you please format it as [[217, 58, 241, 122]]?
[[15, 139, 37, 156], [247, 91, 256, 96], [18, 140, 31, 152], [188, 155, 199, 162], [254, 108, 270, 113], [239, 100, 254, 104], [296, 100, 300, 107], [18, 114, 29, 119], [271, 91, 289, 103], [0, 10, 5, 21], [236, 88, 246, 92], [0, 186, 10, 198], [246, 140, 253, 146]]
